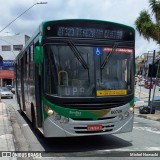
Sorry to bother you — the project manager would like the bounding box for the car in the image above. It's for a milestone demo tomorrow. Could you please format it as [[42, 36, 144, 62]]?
[[144, 81, 153, 89], [0, 87, 13, 99], [11, 87, 15, 94]]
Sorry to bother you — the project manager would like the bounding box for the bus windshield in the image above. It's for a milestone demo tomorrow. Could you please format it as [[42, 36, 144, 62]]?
[[44, 42, 134, 97]]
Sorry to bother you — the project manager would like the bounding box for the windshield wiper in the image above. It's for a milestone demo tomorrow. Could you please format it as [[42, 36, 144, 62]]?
[[100, 42, 119, 69], [68, 40, 88, 69]]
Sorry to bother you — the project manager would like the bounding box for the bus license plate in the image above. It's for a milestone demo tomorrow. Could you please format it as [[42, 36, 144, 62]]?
[[87, 124, 102, 131]]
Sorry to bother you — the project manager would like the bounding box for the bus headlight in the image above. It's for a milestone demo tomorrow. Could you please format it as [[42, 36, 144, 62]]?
[[45, 105, 54, 116], [130, 104, 135, 112], [118, 114, 123, 120], [130, 107, 134, 112], [47, 109, 54, 116]]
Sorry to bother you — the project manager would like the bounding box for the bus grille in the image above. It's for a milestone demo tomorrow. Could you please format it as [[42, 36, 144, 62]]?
[[71, 116, 116, 121], [61, 102, 127, 110], [74, 124, 114, 134]]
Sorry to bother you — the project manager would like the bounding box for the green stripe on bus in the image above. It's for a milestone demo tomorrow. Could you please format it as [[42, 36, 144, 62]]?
[[130, 98, 134, 106], [43, 98, 111, 120]]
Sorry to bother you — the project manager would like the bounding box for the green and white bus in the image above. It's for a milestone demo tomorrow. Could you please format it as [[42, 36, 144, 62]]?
[[15, 19, 135, 137]]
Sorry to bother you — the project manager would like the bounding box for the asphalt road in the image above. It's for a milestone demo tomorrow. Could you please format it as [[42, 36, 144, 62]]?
[[2, 96, 160, 160]]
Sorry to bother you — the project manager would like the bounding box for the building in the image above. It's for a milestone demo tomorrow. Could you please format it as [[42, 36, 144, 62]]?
[[0, 34, 30, 86], [136, 51, 160, 78]]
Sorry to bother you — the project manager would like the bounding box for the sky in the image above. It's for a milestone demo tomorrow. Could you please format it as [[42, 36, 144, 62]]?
[[0, 0, 159, 57]]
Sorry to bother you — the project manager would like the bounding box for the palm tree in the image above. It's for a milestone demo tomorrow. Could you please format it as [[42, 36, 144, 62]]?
[[135, 0, 160, 43], [149, 0, 160, 22]]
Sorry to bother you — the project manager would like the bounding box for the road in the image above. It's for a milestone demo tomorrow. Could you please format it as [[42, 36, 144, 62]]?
[[2, 96, 160, 160]]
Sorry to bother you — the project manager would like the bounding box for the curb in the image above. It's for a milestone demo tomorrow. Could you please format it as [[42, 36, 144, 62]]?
[[134, 113, 160, 122]]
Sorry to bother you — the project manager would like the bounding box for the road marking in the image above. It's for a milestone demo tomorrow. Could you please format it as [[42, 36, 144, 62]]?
[[133, 122, 139, 124], [133, 126, 160, 134]]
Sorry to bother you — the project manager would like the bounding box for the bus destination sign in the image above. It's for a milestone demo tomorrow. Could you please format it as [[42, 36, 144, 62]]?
[[57, 27, 123, 40]]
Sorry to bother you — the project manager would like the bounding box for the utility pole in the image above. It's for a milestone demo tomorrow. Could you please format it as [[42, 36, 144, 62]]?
[[151, 58, 160, 113], [148, 50, 155, 113]]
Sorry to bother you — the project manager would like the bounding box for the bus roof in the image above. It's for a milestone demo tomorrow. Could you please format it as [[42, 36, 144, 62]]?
[[41, 19, 135, 31]]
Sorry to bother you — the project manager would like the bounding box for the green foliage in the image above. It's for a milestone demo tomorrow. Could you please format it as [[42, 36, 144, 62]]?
[[149, 0, 160, 21], [135, 0, 160, 43]]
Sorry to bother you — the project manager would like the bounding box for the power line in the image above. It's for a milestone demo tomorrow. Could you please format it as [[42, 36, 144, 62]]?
[[0, 2, 47, 33]]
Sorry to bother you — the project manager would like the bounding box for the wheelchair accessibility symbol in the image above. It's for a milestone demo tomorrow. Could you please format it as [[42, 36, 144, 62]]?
[[94, 48, 102, 56]]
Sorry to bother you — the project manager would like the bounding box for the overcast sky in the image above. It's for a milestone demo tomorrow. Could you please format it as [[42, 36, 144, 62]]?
[[0, 0, 159, 57]]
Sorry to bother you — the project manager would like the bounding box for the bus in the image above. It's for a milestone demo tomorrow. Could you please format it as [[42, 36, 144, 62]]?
[[15, 19, 135, 137]]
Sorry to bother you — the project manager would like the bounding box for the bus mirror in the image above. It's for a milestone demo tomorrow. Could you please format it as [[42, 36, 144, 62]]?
[[34, 46, 43, 64]]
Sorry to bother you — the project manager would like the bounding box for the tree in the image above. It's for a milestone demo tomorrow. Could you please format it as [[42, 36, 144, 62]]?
[[135, 0, 160, 43]]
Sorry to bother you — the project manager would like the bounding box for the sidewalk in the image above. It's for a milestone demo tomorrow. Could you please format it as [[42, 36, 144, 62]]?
[[134, 107, 160, 121], [135, 87, 149, 100], [0, 102, 15, 153], [134, 88, 160, 121]]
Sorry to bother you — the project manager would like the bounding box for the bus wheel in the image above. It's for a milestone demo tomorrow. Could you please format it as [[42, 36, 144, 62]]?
[[31, 105, 36, 129]]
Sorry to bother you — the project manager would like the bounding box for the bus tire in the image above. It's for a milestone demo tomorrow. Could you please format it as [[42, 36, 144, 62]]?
[[31, 105, 36, 129]]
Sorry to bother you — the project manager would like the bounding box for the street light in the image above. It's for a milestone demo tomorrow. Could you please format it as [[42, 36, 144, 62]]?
[[0, 2, 47, 33]]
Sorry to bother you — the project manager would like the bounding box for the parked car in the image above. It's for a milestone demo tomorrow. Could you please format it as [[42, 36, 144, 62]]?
[[0, 87, 13, 99], [144, 81, 153, 89], [11, 87, 15, 94]]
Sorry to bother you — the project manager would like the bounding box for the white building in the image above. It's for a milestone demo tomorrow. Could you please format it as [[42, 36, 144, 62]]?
[[0, 34, 30, 60], [0, 34, 30, 86]]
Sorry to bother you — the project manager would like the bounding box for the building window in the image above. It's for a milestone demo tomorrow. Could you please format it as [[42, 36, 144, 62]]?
[[13, 45, 23, 51], [2, 45, 11, 51]]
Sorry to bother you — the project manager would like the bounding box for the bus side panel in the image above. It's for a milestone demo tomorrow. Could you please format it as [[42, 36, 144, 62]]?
[[15, 61, 22, 110], [24, 50, 32, 121], [28, 45, 36, 122]]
